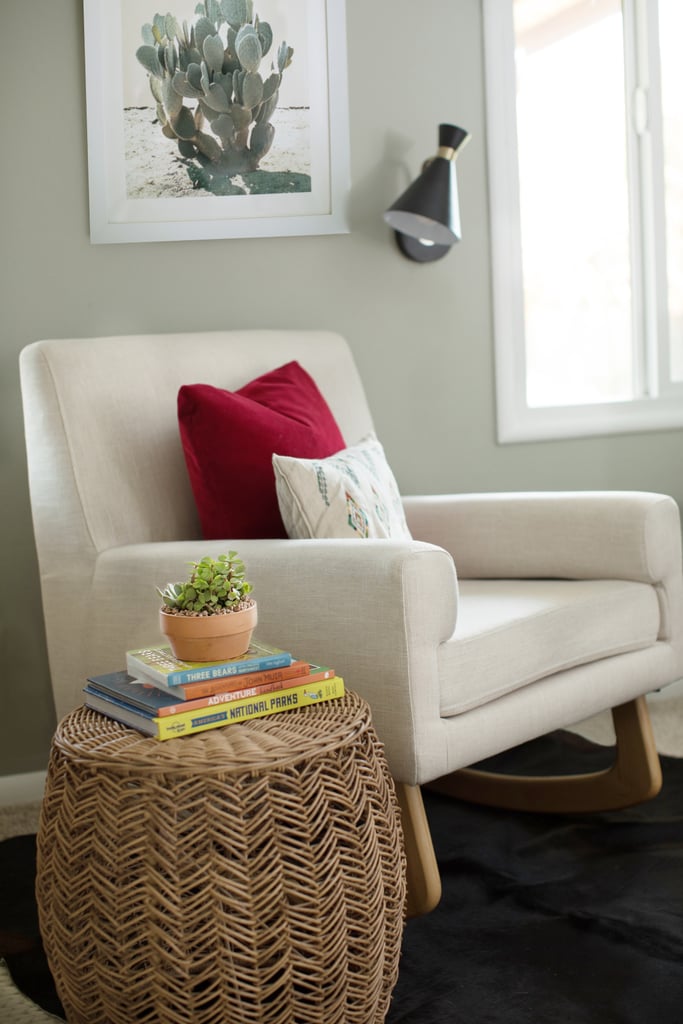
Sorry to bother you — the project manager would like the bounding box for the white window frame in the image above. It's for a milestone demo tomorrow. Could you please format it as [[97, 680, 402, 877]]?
[[484, 0, 683, 443]]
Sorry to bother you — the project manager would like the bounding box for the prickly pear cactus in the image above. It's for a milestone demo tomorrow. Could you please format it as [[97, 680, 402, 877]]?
[[136, 1, 294, 177]]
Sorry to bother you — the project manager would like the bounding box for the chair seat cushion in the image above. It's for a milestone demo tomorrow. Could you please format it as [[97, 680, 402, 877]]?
[[440, 578, 661, 716]]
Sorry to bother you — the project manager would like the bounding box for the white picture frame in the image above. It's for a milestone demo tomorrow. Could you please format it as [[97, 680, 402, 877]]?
[[83, 0, 350, 243]]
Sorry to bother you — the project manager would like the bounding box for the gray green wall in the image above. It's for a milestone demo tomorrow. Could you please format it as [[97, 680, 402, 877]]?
[[2, 0, 682, 776]]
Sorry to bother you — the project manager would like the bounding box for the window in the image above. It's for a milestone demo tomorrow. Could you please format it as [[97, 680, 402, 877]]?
[[484, 0, 683, 441]]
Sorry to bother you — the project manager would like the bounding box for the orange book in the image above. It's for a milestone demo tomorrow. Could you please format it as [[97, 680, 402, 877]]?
[[154, 666, 336, 716], [141, 659, 312, 699]]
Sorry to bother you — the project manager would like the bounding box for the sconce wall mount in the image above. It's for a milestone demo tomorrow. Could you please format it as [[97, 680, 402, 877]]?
[[384, 123, 470, 262]]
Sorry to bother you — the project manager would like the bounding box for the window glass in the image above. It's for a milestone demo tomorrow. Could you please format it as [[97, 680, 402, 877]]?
[[513, 0, 633, 407], [658, 0, 683, 381]]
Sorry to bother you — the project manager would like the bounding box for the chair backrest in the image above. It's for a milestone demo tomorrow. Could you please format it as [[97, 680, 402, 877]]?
[[20, 330, 375, 575]]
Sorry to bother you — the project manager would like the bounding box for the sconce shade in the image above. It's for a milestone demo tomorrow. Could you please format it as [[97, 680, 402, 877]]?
[[384, 123, 470, 262], [384, 159, 461, 246]]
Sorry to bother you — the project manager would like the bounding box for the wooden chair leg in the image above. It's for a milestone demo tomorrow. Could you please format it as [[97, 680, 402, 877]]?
[[427, 696, 662, 815], [394, 782, 442, 917]]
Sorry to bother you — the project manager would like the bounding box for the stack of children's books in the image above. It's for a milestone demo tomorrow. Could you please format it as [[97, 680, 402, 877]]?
[[83, 638, 344, 740]]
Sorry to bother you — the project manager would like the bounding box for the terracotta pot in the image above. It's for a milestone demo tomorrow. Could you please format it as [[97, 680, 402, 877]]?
[[159, 601, 258, 662]]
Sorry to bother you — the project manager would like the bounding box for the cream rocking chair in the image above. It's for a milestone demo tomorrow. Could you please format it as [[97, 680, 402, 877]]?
[[20, 330, 683, 917]]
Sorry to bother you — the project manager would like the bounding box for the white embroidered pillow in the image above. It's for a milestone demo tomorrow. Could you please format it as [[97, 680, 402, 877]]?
[[272, 434, 412, 540]]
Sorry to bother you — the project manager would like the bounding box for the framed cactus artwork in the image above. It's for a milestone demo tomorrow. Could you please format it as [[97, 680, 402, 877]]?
[[83, 0, 349, 243]]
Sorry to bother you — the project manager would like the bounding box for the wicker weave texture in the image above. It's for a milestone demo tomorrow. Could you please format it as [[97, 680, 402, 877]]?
[[36, 691, 406, 1024]]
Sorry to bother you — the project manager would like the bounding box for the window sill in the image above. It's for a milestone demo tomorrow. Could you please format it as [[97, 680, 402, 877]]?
[[497, 394, 683, 443]]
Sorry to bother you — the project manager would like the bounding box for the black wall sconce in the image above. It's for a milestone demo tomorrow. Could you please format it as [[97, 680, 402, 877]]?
[[384, 123, 470, 262]]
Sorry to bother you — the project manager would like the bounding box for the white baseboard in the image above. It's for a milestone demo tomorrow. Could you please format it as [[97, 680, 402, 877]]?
[[0, 771, 47, 806]]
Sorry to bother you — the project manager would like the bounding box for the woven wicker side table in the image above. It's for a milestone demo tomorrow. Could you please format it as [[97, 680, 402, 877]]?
[[36, 690, 406, 1024]]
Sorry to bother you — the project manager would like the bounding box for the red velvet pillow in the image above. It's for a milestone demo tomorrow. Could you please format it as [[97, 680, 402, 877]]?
[[178, 361, 346, 539]]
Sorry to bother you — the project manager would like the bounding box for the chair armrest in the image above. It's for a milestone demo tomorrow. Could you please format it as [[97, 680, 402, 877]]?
[[82, 539, 458, 785], [403, 491, 682, 585]]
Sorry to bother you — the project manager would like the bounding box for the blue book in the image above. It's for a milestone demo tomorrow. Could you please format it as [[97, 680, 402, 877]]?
[[86, 671, 178, 715], [84, 681, 158, 720], [125, 639, 293, 687]]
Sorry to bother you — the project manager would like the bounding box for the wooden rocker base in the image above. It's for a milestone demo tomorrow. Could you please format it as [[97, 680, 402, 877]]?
[[395, 697, 661, 917], [427, 696, 662, 815]]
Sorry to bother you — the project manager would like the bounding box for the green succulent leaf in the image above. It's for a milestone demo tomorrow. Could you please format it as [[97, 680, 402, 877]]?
[[257, 20, 273, 58], [242, 71, 263, 108], [149, 75, 164, 104], [164, 42, 177, 76], [172, 105, 197, 140], [256, 91, 277, 124], [232, 68, 244, 104], [203, 33, 225, 73], [221, 0, 247, 28], [237, 32, 262, 73], [178, 138, 197, 158], [187, 62, 203, 91], [195, 130, 223, 160], [194, 16, 215, 54], [261, 72, 280, 101], [165, 14, 180, 40], [136, 44, 163, 78], [161, 76, 183, 117], [207, 0, 222, 23], [250, 119, 274, 160], [153, 13, 167, 41], [277, 41, 293, 72], [172, 70, 203, 99], [235, 23, 257, 46], [141, 23, 155, 46], [197, 99, 219, 122], [200, 60, 211, 95], [203, 82, 232, 112]]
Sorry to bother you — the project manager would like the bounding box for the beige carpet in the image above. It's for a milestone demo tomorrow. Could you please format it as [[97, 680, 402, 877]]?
[[0, 961, 63, 1023], [0, 801, 42, 842]]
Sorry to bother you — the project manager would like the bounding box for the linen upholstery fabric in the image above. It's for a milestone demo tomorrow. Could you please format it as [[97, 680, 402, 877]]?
[[178, 361, 346, 539], [273, 434, 412, 540], [19, 330, 683, 792], [403, 492, 680, 585], [441, 578, 661, 716]]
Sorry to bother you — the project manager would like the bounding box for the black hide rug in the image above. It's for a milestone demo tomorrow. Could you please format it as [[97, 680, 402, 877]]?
[[3, 732, 683, 1023]]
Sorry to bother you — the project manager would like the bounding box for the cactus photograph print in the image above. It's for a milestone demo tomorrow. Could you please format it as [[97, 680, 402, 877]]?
[[83, 0, 349, 242], [130, 1, 303, 198]]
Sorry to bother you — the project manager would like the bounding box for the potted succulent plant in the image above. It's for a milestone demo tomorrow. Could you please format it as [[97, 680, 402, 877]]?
[[157, 552, 257, 662]]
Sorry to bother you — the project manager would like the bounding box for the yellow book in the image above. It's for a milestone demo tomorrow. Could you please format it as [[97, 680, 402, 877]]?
[[85, 676, 345, 740]]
